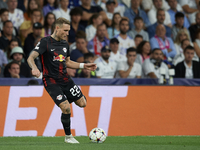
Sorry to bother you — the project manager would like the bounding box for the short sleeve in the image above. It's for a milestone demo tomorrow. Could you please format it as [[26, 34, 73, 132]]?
[[143, 59, 154, 75], [179, 0, 188, 7], [117, 61, 125, 71], [96, 64, 103, 77], [33, 38, 47, 55]]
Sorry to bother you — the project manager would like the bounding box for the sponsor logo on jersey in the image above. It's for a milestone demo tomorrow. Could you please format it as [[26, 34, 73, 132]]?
[[56, 95, 63, 100], [63, 48, 67, 53], [53, 54, 66, 62]]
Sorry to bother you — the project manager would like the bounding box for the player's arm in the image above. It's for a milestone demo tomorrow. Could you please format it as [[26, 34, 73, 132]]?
[[27, 51, 41, 78], [65, 56, 97, 71], [118, 66, 132, 78], [148, 72, 157, 78]]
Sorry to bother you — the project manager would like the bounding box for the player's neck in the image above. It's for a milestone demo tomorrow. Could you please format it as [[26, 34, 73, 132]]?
[[51, 32, 60, 41]]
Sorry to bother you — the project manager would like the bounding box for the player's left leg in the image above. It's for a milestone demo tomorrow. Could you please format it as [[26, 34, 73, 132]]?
[[74, 96, 87, 108]]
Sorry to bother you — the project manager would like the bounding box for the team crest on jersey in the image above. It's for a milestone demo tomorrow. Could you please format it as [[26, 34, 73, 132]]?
[[63, 47, 67, 53], [57, 95, 63, 100], [53, 54, 66, 62]]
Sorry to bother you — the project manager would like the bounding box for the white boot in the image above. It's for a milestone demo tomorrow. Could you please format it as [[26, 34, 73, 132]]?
[[64, 134, 79, 144]]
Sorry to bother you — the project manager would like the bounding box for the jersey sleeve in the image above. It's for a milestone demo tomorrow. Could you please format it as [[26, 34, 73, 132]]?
[[33, 38, 47, 55]]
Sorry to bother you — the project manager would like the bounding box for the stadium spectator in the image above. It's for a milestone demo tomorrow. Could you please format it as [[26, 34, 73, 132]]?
[[189, 12, 200, 42], [116, 18, 135, 56], [175, 45, 200, 78], [79, 0, 111, 28], [0, 0, 8, 9], [134, 34, 143, 48], [109, 38, 126, 63], [20, 9, 44, 45], [150, 24, 176, 59], [0, 8, 18, 36], [87, 23, 110, 56], [4, 38, 19, 63], [141, 0, 170, 12], [194, 29, 200, 56], [174, 29, 192, 53], [43, 0, 59, 17], [107, 12, 121, 39], [70, 35, 90, 62], [128, 16, 149, 41], [44, 12, 56, 37], [27, 79, 39, 85], [171, 12, 190, 41], [105, 0, 115, 20], [116, 47, 141, 78], [52, 0, 70, 21], [147, 9, 172, 39], [24, 22, 43, 61], [17, 0, 28, 12], [0, 20, 21, 51], [167, 0, 190, 28], [68, 7, 84, 44], [6, 61, 21, 78], [173, 39, 199, 65], [135, 41, 151, 65], [94, 46, 117, 78], [23, 0, 41, 21], [179, 0, 198, 16], [0, 49, 8, 77], [86, 13, 103, 41], [148, 0, 172, 28], [68, 0, 80, 8], [124, 0, 150, 29], [84, 52, 95, 63], [76, 61, 96, 78], [142, 48, 169, 79], [108, 0, 125, 17], [7, 0, 24, 29], [4, 47, 31, 78]]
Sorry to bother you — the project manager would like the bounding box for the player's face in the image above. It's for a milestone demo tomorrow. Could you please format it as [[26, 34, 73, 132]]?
[[168, 0, 177, 9], [120, 21, 129, 34], [9, 64, 20, 75], [157, 11, 165, 24], [127, 51, 137, 63], [101, 51, 110, 61], [184, 49, 194, 62], [152, 50, 163, 61], [57, 24, 70, 40], [1, 12, 9, 22]]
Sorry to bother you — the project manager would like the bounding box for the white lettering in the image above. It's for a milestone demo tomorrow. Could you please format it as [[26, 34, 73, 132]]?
[[3, 86, 43, 136], [89, 86, 128, 135]]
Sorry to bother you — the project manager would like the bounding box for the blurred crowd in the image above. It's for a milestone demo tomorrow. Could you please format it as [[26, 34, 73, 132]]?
[[0, 0, 200, 81]]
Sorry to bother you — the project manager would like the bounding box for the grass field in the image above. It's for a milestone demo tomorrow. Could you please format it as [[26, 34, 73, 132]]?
[[0, 136, 200, 150]]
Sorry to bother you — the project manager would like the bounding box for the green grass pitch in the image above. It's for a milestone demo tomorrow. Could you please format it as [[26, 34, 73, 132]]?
[[0, 136, 200, 150]]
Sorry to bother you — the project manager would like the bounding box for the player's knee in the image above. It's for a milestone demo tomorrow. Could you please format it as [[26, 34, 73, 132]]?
[[62, 107, 71, 114]]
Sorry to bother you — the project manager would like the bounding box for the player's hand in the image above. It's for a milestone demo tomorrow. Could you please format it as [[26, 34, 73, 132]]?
[[84, 63, 97, 71], [32, 68, 41, 78]]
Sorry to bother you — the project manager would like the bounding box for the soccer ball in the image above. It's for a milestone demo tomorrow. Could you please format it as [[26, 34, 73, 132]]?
[[89, 128, 106, 143]]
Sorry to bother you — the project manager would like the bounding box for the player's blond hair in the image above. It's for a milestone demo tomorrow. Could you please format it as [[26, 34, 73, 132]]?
[[51, 17, 70, 33]]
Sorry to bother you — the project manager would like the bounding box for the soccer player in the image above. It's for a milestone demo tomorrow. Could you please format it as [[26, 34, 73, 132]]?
[[27, 17, 97, 144]]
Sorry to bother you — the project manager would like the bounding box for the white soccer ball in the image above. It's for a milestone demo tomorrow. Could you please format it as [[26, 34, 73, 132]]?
[[89, 128, 106, 143]]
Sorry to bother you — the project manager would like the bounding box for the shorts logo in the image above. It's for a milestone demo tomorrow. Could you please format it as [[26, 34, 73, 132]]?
[[53, 54, 66, 62], [56, 95, 63, 100], [63, 48, 67, 53]]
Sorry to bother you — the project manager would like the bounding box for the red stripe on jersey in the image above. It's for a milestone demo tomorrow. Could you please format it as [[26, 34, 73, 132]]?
[[59, 62, 63, 77], [43, 77, 47, 87], [49, 78, 56, 84], [41, 54, 48, 75]]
